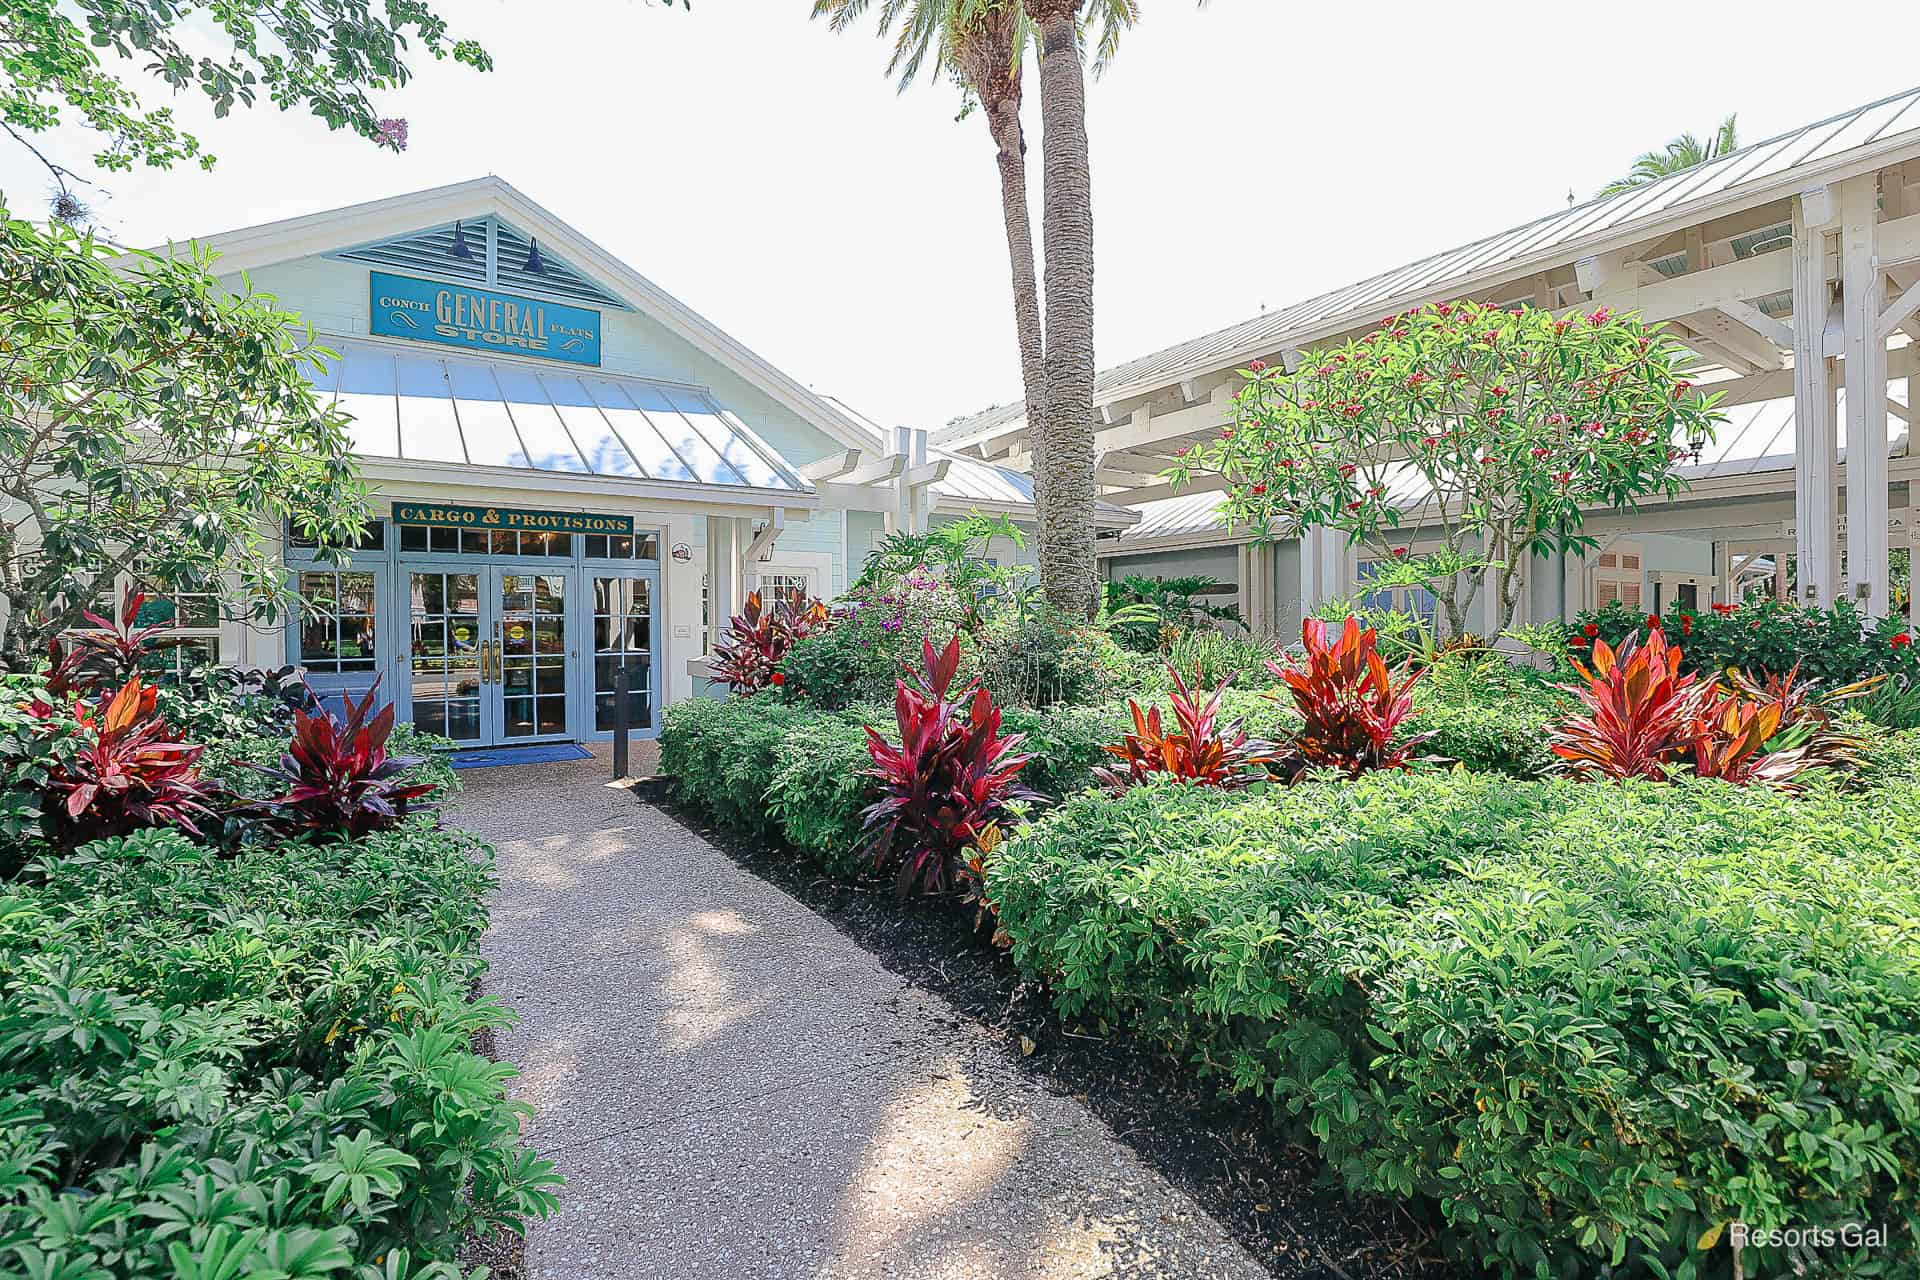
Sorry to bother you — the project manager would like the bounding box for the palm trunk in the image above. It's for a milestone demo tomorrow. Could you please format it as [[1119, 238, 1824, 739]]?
[[964, 23, 1049, 546], [1032, 5, 1099, 620]]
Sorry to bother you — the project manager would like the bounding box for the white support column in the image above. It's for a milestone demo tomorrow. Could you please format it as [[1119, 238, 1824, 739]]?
[[1298, 526, 1352, 620], [1840, 175, 1892, 618], [664, 512, 702, 707], [1792, 189, 1842, 607]]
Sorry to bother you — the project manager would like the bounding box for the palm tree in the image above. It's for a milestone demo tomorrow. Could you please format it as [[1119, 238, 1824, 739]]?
[[1599, 114, 1739, 197], [811, 0, 1051, 534]]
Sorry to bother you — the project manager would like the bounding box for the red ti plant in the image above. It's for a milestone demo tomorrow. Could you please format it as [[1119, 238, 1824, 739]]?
[[711, 588, 831, 693], [1265, 618, 1432, 777], [46, 589, 184, 698], [1096, 665, 1278, 792], [1689, 689, 1802, 787], [40, 675, 214, 847], [1548, 627, 1708, 781], [254, 677, 436, 840], [861, 635, 1034, 898]]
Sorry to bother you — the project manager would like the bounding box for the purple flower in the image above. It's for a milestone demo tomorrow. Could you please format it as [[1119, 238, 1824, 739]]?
[[882, 618, 903, 634], [374, 118, 409, 151]]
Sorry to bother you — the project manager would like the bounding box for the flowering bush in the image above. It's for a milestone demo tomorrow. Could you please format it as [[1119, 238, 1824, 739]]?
[[1171, 300, 1724, 640], [1266, 617, 1432, 776], [860, 636, 1034, 897], [1573, 597, 1918, 688], [777, 570, 981, 709], [1096, 665, 1277, 791]]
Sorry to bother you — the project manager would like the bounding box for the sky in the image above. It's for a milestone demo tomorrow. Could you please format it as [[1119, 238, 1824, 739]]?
[[4, 1, 1918, 435]]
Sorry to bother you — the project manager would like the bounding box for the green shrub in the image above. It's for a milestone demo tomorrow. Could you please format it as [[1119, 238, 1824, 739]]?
[[1574, 597, 1918, 689], [660, 693, 1131, 870], [0, 675, 71, 866], [988, 773, 1920, 1279], [978, 611, 1129, 709], [0, 823, 560, 1274], [1146, 630, 1284, 693], [779, 573, 980, 710]]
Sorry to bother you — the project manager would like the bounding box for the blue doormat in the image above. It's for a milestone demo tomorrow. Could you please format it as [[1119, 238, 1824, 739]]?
[[447, 743, 593, 770]]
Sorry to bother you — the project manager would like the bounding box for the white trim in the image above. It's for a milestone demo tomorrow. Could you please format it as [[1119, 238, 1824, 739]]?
[[148, 176, 884, 456]]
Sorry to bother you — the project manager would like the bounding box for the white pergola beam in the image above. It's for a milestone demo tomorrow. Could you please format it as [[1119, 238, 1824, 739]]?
[[842, 454, 907, 486], [800, 448, 862, 481]]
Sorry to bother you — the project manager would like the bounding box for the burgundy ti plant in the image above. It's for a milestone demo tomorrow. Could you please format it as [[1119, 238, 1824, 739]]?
[[861, 635, 1034, 898], [1267, 617, 1432, 777], [711, 588, 831, 693], [39, 674, 214, 847], [255, 676, 436, 839], [46, 589, 185, 698], [1096, 665, 1278, 792]]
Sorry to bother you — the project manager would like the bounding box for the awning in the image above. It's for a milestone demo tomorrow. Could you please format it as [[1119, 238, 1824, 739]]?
[[308, 339, 811, 494]]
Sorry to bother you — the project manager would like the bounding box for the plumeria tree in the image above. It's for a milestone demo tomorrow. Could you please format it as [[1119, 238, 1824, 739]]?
[[1168, 300, 1725, 640]]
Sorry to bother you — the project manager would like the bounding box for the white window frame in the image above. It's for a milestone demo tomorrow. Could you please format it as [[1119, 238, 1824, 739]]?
[[752, 550, 835, 603]]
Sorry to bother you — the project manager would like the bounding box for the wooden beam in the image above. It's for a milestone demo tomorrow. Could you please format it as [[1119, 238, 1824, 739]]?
[[1687, 308, 1785, 371], [1878, 281, 1920, 340], [842, 454, 906, 486], [1715, 299, 1794, 349], [743, 509, 786, 563], [800, 449, 862, 481]]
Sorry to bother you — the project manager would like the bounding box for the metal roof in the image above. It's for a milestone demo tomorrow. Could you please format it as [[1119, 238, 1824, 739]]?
[[311, 339, 810, 493], [943, 85, 1920, 446], [1110, 383, 1912, 545]]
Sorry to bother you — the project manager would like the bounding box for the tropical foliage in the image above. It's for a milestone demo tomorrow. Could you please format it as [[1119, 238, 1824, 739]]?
[[251, 678, 439, 840], [1267, 617, 1432, 776], [986, 769, 1920, 1280], [711, 588, 832, 694], [0, 823, 561, 1276], [861, 636, 1034, 897], [1171, 300, 1725, 640], [1095, 665, 1275, 792], [1599, 114, 1740, 196]]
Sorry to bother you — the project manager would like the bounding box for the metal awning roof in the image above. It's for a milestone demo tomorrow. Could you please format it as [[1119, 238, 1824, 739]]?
[[1110, 383, 1912, 545], [944, 84, 1920, 448], [309, 340, 810, 493]]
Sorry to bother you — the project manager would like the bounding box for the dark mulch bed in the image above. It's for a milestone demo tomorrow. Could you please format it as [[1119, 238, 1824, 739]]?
[[644, 783, 1464, 1280], [460, 1000, 527, 1280]]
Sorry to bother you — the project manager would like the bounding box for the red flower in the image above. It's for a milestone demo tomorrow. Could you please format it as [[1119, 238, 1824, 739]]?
[[1711, 602, 1737, 615], [1531, 446, 1551, 458], [1392, 547, 1408, 557], [1674, 380, 1691, 393], [1680, 615, 1694, 635], [1247, 359, 1268, 373], [1893, 632, 1913, 649], [1221, 428, 1234, 439], [1250, 483, 1267, 495], [1645, 614, 1662, 630], [1582, 623, 1599, 638], [770, 671, 786, 686], [1568, 635, 1589, 648]]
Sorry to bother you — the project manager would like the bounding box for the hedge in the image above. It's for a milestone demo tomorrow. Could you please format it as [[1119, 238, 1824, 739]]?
[[0, 821, 560, 1275], [659, 694, 1129, 872], [984, 764, 1920, 1279]]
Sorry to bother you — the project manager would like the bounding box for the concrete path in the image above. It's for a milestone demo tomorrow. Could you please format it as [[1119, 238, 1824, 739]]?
[[455, 746, 1268, 1280]]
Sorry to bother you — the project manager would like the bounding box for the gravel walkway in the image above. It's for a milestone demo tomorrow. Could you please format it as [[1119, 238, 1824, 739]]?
[[455, 745, 1269, 1280]]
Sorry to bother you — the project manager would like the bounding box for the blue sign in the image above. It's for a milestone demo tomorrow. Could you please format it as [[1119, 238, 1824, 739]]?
[[369, 271, 601, 366]]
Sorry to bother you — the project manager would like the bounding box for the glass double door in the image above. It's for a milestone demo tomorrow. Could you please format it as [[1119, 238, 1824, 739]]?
[[407, 567, 571, 747]]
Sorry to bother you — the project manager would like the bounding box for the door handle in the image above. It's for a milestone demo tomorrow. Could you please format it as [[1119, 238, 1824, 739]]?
[[481, 639, 497, 684]]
